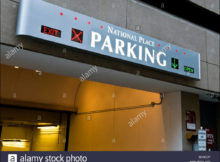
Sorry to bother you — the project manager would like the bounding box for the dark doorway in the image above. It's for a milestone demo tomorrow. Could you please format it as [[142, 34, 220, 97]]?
[[200, 101, 220, 151]]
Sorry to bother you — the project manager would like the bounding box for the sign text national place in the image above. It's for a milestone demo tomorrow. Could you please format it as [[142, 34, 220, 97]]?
[[16, 0, 200, 79]]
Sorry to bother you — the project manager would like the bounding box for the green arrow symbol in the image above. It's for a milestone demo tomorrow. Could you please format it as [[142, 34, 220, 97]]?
[[172, 63, 178, 68], [172, 59, 178, 69]]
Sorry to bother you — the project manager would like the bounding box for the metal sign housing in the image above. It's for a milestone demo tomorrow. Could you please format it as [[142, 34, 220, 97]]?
[[16, 0, 200, 79]]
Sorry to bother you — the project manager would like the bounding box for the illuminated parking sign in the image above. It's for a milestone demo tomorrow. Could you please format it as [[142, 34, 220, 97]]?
[[16, 0, 200, 79]]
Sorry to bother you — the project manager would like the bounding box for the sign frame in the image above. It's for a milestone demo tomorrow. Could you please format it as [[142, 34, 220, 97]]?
[[16, 0, 201, 80]]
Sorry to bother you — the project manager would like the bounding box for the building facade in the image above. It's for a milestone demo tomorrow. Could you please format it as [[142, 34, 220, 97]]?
[[0, 0, 220, 151]]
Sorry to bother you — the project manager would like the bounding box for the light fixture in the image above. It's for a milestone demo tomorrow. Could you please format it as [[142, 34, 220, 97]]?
[[37, 125, 58, 129], [35, 70, 42, 75], [14, 66, 19, 69], [1, 139, 29, 148], [37, 122, 55, 126], [37, 125, 60, 134]]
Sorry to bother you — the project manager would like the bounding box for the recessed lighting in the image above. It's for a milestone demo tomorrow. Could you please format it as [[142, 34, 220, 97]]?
[[35, 70, 42, 76], [12, 92, 16, 98], [37, 125, 60, 133]]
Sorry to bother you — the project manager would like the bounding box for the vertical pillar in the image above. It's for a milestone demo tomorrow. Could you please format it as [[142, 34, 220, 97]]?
[[162, 91, 183, 150]]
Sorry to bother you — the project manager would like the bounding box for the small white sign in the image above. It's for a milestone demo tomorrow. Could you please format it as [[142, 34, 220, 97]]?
[[187, 123, 196, 130], [199, 147, 206, 151], [198, 129, 207, 151], [198, 141, 206, 146], [198, 134, 206, 140]]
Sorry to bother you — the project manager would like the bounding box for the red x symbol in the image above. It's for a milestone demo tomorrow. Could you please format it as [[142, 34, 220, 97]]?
[[71, 29, 83, 43]]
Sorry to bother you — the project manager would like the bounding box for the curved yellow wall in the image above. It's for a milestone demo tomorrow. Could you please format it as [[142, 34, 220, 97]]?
[[68, 81, 167, 151]]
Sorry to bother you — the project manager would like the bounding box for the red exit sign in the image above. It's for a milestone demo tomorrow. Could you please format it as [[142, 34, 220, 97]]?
[[41, 25, 61, 37]]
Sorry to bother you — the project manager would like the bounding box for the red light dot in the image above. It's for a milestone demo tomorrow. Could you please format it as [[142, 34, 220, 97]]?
[[158, 44, 160, 47], [60, 12, 63, 16], [176, 50, 178, 53], [74, 17, 78, 20], [100, 25, 103, 29], [184, 52, 186, 55], [88, 21, 91, 24]]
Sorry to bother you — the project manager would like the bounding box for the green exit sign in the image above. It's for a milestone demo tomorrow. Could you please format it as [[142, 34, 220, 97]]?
[[171, 58, 179, 69], [184, 66, 194, 73]]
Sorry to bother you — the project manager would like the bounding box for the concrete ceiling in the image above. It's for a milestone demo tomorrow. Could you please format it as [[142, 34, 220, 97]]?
[[1, 44, 219, 102]]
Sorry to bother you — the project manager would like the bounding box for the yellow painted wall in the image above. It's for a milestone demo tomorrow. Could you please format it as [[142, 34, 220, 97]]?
[[68, 81, 168, 151], [32, 114, 67, 151], [1, 126, 32, 151], [0, 108, 67, 151], [1, 124, 67, 151], [0, 65, 188, 151], [0, 64, 80, 111]]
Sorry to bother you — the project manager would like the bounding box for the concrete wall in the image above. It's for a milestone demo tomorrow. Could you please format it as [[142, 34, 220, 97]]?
[[161, 92, 183, 150], [126, 0, 219, 92], [1, 0, 219, 93], [190, 0, 219, 14]]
